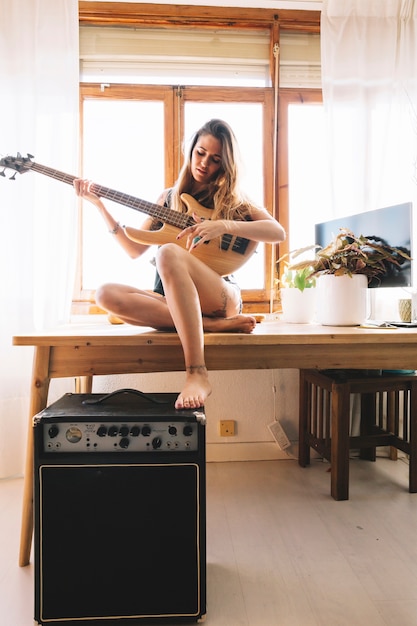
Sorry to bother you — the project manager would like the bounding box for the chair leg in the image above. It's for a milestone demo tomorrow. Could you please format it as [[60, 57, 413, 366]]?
[[409, 382, 417, 493], [330, 382, 351, 500], [359, 392, 377, 461], [386, 391, 399, 460], [298, 370, 311, 467]]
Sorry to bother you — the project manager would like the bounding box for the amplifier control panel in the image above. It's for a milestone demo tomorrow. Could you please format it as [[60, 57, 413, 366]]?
[[43, 419, 201, 453]]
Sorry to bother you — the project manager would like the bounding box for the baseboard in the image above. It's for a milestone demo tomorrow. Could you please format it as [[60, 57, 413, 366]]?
[[206, 441, 296, 462], [205, 443, 410, 464]]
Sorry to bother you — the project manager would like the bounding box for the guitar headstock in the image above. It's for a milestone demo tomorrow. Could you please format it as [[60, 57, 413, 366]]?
[[0, 153, 34, 179]]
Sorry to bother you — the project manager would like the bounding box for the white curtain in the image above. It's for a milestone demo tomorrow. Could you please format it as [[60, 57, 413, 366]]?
[[321, 0, 417, 217], [0, 0, 79, 478]]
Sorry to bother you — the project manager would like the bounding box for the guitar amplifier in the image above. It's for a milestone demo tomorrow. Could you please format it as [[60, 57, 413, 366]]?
[[33, 390, 206, 625]]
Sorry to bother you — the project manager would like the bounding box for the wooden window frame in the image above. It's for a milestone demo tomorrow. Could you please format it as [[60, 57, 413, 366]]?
[[78, 3, 320, 32]]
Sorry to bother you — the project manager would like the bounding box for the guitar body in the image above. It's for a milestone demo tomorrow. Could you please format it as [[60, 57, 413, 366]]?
[[124, 194, 258, 277], [0, 155, 257, 276]]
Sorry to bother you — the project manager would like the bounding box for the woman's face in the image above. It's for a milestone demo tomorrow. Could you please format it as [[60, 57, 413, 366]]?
[[190, 133, 223, 187]]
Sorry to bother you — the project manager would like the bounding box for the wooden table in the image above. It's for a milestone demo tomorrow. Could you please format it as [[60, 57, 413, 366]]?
[[13, 317, 417, 566]]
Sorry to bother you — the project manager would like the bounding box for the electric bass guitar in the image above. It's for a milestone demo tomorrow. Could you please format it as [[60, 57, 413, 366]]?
[[0, 153, 257, 276]]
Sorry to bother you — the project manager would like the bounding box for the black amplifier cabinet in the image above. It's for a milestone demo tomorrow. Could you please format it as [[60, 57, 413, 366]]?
[[33, 390, 206, 626]]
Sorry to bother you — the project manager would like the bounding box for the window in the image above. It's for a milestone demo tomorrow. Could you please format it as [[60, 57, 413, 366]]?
[[277, 90, 329, 275], [77, 86, 274, 311], [80, 91, 167, 294], [279, 90, 331, 250]]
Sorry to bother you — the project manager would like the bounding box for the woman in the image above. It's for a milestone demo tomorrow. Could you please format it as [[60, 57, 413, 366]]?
[[74, 119, 285, 410]]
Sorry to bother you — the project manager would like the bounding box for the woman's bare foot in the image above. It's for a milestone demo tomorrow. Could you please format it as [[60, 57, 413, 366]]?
[[175, 366, 212, 410], [203, 313, 256, 333]]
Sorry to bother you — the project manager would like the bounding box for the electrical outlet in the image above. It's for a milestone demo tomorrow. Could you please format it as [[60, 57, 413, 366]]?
[[219, 420, 235, 436]]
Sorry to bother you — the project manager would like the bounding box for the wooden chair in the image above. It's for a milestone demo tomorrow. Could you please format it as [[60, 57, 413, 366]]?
[[298, 369, 417, 500]]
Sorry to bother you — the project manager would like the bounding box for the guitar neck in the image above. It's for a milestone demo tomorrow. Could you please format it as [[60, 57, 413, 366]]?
[[30, 162, 192, 230]]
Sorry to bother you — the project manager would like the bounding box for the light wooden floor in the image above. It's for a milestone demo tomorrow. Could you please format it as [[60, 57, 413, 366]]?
[[1, 457, 417, 626]]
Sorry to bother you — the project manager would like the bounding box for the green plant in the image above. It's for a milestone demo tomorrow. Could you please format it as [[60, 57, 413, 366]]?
[[289, 229, 411, 285], [277, 245, 318, 292]]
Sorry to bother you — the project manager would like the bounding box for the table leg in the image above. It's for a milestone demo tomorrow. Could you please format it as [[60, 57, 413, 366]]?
[[75, 376, 93, 393], [19, 346, 51, 567]]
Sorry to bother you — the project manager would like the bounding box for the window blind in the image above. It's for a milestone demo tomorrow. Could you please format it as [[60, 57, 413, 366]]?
[[279, 31, 321, 88], [79, 26, 321, 88], [80, 26, 271, 86]]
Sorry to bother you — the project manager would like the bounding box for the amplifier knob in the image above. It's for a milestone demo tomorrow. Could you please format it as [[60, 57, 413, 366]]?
[[152, 437, 162, 449], [168, 426, 177, 436], [130, 425, 140, 437], [119, 437, 130, 449], [66, 426, 82, 443], [142, 425, 151, 437], [183, 425, 193, 437], [108, 426, 119, 437], [119, 426, 129, 437], [48, 425, 59, 439], [97, 426, 107, 437]]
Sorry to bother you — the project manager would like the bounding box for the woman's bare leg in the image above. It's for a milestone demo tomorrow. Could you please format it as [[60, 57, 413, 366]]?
[[157, 258, 210, 409], [97, 284, 256, 333], [96, 284, 175, 329], [155, 244, 255, 409], [96, 247, 256, 409], [98, 281, 210, 407]]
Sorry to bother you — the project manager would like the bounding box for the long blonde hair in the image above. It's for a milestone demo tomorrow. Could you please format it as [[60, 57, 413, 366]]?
[[170, 119, 257, 220]]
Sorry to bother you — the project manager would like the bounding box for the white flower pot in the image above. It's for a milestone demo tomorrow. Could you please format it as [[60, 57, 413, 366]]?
[[316, 274, 368, 326], [281, 288, 317, 323]]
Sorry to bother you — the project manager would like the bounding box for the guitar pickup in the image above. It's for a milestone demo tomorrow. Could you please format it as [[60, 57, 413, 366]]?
[[221, 234, 250, 255], [232, 237, 250, 254], [220, 234, 233, 251]]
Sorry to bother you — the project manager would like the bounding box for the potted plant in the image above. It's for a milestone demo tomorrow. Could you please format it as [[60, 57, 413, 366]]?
[[277, 246, 318, 323], [288, 229, 411, 326]]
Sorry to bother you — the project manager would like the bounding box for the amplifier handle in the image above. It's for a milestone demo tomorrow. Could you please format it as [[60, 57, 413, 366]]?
[[82, 388, 169, 406]]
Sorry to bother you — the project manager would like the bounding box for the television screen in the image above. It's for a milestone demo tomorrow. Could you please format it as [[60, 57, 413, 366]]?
[[314, 202, 413, 288]]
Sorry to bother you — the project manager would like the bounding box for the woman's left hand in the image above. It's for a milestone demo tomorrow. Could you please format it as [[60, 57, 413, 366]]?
[[177, 213, 228, 250]]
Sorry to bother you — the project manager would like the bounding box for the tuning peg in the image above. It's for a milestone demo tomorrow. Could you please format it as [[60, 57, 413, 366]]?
[[10, 172, 17, 180], [0, 169, 5, 177], [27, 153, 34, 159]]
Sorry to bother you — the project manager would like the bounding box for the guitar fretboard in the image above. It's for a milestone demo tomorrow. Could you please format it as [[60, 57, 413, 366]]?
[[30, 162, 194, 230]]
